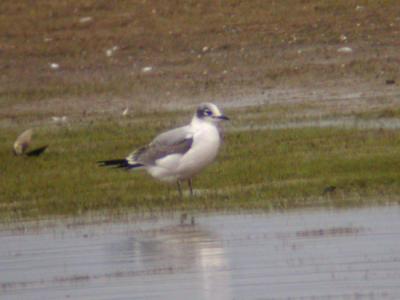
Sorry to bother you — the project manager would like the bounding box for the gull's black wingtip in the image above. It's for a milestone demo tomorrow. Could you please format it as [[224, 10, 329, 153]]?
[[97, 159, 127, 167], [97, 159, 143, 169]]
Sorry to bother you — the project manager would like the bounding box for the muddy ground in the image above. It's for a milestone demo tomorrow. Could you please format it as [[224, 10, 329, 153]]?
[[1, 1, 400, 124]]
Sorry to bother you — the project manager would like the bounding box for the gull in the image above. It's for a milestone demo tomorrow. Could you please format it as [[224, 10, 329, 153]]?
[[13, 129, 48, 157], [98, 103, 229, 197]]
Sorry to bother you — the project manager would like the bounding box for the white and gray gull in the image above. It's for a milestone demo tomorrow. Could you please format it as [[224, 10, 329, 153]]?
[[98, 103, 229, 196]]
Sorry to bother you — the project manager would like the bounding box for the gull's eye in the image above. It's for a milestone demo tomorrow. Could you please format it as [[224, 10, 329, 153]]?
[[204, 109, 212, 116], [196, 106, 214, 118]]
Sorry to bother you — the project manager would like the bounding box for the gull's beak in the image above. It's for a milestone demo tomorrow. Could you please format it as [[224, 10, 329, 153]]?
[[215, 115, 230, 121]]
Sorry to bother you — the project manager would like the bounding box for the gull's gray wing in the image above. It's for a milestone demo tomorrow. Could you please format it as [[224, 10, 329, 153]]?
[[151, 125, 191, 146], [128, 125, 193, 165]]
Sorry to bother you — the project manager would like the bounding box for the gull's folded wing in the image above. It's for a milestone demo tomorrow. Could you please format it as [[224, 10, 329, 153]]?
[[128, 125, 193, 165]]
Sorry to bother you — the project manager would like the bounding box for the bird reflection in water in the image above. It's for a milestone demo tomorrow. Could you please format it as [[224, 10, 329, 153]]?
[[108, 219, 232, 299]]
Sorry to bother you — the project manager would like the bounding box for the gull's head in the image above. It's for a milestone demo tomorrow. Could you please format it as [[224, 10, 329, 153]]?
[[195, 103, 229, 123]]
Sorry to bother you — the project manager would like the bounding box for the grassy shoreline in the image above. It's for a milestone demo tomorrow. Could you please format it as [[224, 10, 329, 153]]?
[[2, 107, 400, 221]]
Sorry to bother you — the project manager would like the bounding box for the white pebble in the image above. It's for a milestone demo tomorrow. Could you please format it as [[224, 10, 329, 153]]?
[[337, 47, 353, 53], [50, 63, 60, 69], [105, 46, 118, 57], [52, 116, 67, 123], [79, 16, 93, 24], [142, 66, 153, 73]]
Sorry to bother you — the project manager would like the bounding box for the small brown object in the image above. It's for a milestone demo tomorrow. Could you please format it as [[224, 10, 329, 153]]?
[[385, 79, 395, 85], [322, 185, 336, 195]]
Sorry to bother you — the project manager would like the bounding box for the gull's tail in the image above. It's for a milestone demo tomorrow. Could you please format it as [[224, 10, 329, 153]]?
[[97, 158, 143, 170]]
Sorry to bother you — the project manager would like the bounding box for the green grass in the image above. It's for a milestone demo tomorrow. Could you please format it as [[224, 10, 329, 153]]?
[[2, 109, 400, 221]]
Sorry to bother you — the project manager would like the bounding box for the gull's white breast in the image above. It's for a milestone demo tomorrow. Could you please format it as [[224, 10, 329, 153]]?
[[177, 123, 221, 180]]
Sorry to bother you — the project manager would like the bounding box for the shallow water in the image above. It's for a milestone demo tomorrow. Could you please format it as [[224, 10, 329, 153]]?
[[1, 206, 400, 300]]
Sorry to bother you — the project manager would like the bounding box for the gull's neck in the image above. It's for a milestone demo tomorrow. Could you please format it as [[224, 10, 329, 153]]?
[[190, 115, 217, 130]]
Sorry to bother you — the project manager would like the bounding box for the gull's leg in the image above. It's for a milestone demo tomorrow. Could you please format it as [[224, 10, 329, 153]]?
[[177, 180, 183, 199], [188, 178, 193, 197], [185, 179, 195, 226]]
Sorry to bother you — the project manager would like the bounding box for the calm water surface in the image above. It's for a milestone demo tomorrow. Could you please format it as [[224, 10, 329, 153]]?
[[1, 206, 400, 300]]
